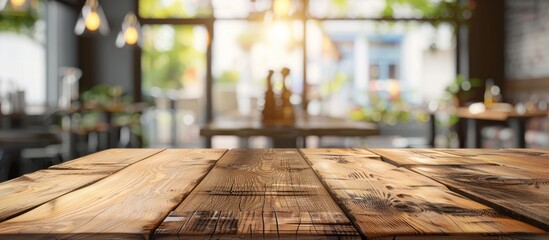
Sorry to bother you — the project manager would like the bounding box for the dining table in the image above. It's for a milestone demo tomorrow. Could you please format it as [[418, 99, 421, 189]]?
[[201, 114, 380, 148], [0, 148, 547, 239], [0, 128, 61, 181], [456, 107, 548, 148]]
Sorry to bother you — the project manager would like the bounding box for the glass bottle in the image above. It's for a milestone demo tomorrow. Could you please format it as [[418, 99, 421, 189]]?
[[484, 79, 494, 108]]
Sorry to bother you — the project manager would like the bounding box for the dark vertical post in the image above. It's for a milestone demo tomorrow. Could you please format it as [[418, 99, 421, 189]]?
[[465, 118, 480, 148], [134, 0, 142, 102], [468, 0, 505, 99], [429, 113, 436, 147], [509, 118, 526, 148], [204, 20, 214, 148]]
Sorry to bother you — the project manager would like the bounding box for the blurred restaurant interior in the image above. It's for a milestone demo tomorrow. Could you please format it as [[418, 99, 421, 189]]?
[[0, 0, 548, 181]]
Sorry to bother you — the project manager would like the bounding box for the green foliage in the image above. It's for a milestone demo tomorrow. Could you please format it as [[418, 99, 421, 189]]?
[[81, 84, 132, 106], [79, 84, 142, 135], [444, 75, 482, 104], [0, 1, 40, 34], [141, 25, 205, 91], [216, 70, 240, 85], [331, 0, 349, 16], [351, 93, 429, 125], [331, 0, 470, 23], [139, 0, 211, 18], [0, 13, 38, 32], [441, 75, 482, 128], [321, 72, 348, 96]]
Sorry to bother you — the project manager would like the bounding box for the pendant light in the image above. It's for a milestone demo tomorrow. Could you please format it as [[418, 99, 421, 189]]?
[[74, 0, 109, 36], [116, 12, 141, 48]]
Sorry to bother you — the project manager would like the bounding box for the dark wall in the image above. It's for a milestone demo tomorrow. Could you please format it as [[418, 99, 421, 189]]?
[[467, 0, 505, 100], [77, 0, 136, 97]]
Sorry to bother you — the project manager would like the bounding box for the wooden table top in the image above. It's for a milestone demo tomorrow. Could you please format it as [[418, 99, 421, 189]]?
[[201, 114, 379, 137], [0, 129, 61, 148], [0, 148, 547, 239], [456, 107, 548, 121]]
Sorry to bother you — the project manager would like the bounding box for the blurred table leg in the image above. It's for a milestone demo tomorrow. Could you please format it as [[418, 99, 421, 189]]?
[[465, 118, 481, 148], [508, 118, 527, 148]]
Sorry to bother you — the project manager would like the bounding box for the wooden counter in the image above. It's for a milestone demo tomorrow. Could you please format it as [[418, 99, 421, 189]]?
[[0, 148, 547, 239]]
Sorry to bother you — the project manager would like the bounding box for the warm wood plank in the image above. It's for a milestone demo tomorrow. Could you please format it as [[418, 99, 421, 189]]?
[[50, 148, 164, 172], [502, 148, 549, 156], [434, 149, 549, 174], [466, 155, 549, 175], [300, 148, 379, 156], [371, 148, 497, 166], [154, 149, 359, 239], [435, 148, 505, 157], [0, 148, 164, 222], [301, 148, 545, 238], [412, 164, 549, 231], [0, 149, 226, 239]]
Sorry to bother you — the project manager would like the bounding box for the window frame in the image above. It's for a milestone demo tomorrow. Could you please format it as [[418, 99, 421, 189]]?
[[135, 0, 464, 123]]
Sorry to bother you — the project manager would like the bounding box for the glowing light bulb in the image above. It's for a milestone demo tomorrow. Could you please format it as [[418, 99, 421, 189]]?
[[85, 11, 101, 31], [124, 27, 139, 45], [116, 12, 141, 48], [10, 0, 25, 8]]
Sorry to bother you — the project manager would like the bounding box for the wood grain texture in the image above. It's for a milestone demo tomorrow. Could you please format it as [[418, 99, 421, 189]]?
[[154, 149, 359, 239], [0, 148, 164, 222], [437, 149, 549, 174], [412, 164, 549, 231], [466, 155, 549, 175], [50, 148, 164, 172], [375, 148, 548, 176], [0, 149, 226, 239], [301, 149, 545, 238], [371, 149, 499, 166], [502, 149, 549, 156], [300, 148, 379, 156]]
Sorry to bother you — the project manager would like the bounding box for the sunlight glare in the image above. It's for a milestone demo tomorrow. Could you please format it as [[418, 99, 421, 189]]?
[[273, 0, 291, 18], [267, 22, 291, 47], [10, 0, 25, 8]]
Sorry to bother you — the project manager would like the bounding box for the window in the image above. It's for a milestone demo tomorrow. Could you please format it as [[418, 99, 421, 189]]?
[[0, 18, 46, 106], [138, 0, 460, 146]]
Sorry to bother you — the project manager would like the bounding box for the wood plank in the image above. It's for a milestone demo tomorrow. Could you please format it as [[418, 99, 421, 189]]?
[[375, 148, 548, 178], [502, 149, 549, 156], [466, 155, 549, 175], [300, 148, 379, 156], [435, 149, 505, 157], [50, 148, 164, 172], [154, 149, 359, 239], [371, 149, 497, 166], [301, 148, 545, 238], [0, 148, 164, 222], [412, 164, 549, 231], [434, 149, 548, 177], [0, 149, 226, 239]]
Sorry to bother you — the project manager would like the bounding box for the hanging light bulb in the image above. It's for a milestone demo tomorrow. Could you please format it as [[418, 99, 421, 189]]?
[[74, 0, 110, 36], [116, 12, 142, 48]]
